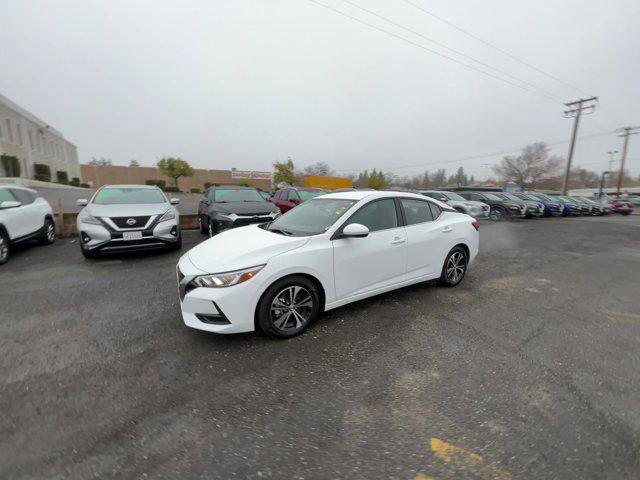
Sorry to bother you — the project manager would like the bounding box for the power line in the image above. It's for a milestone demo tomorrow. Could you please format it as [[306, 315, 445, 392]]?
[[399, 0, 592, 97], [308, 0, 560, 103], [339, 0, 563, 101], [335, 130, 613, 173]]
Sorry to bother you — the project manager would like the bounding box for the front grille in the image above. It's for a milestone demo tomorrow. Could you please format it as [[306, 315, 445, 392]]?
[[233, 217, 272, 227], [110, 216, 151, 229]]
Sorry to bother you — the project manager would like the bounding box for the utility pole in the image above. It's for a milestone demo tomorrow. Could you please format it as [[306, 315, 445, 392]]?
[[561, 96, 598, 195], [616, 127, 640, 196]]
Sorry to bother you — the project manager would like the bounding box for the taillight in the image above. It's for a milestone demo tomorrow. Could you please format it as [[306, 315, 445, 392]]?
[[472, 221, 480, 231]]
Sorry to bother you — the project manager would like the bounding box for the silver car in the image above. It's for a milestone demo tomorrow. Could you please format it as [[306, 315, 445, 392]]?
[[76, 185, 181, 258], [418, 190, 490, 219]]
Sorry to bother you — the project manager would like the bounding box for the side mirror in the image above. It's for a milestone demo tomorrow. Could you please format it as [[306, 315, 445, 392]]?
[[0, 200, 22, 209], [170, 198, 180, 205], [342, 223, 369, 238], [77, 199, 88, 206]]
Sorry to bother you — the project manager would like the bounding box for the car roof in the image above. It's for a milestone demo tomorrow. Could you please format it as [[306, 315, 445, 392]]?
[[100, 184, 160, 189], [0, 184, 37, 194], [319, 190, 439, 202]]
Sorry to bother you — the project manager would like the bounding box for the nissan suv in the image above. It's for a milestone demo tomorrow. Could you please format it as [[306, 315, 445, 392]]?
[[198, 185, 281, 236], [455, 191, 527, 221], [0, 185, 56, 265]]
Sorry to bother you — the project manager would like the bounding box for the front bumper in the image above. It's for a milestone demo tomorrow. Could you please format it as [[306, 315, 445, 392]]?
[[213, 212, 279, 232], [177, 254, 261, 334], [78, 218, 180, 253]]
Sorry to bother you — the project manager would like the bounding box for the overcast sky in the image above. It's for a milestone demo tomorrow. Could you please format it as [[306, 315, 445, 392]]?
[[1, 0, 638, 179]]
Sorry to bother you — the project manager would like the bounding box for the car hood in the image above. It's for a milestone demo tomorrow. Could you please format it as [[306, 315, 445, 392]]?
[[187, 224, 309, 273], [86, 203, 172, 217], [212, 201, 278, 215]]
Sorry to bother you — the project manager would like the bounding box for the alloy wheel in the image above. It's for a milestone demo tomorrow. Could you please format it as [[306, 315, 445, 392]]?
[[208, 221, 214, 237], [270, 285, 314, 331], [446, 251, 466, 284], [0, 237, 8, 262], [46, 223, 55, 242], [490, 208, 504, 221]]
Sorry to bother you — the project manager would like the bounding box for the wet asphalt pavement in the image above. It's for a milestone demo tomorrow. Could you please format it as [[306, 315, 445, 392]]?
[[1, 215, 639, 479]]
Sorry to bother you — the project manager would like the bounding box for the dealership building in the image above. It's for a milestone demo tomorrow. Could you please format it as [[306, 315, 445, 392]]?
[[0, 93, 80, 181]]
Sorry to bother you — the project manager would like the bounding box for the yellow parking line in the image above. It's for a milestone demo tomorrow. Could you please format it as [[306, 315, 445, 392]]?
[[430, 438, 513, 480]]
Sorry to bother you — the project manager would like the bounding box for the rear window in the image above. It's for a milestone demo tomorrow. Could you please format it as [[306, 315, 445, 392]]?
[[93, 188, 166, 205]]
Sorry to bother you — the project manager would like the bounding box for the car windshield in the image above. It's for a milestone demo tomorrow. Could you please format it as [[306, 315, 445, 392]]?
[[214, 188, 264, 202], [578, 197, 596, 204], [501, 193, 523, 201], [562, 197, 579, 204], [517, 193, 535, 200], [546, 195, 562, 201], [92, 188, 166, 205], [483, 193, 503, 201], [443, 192, 466, 201], [530, 194, 547, 201], [297, 190, 325, 201], [266, 198, 357, 236]]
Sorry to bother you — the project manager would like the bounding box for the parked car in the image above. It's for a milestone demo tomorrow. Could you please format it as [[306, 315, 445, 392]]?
[[494, 192, 544, 218], [605, 198, 634, 215], [572, 196, 604, 215], [630, 197, 640, 208], [198, 184, 281, 237], [561, 196, 592, 215], [177, 190, 479, 338], [0, 185, 56, 265], [454, 191, 527, 221], [76, 184, 181, 258], [271, 187, 326, 213], [515, 193, 563, 217], [595, 198, 614, 214], [418, 190, 489, 219], [543, 195, 581, 216]]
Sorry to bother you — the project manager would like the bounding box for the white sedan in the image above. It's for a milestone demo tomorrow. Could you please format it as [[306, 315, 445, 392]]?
[[177, 190, 479, 338]]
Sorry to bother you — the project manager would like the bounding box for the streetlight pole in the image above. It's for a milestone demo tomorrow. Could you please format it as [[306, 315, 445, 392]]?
[[599, 171, 610, 199]]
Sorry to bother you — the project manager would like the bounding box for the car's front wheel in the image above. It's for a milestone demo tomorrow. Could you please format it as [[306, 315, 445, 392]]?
[[40, 218, 56, 245], [489, 206, 506, 221], [0, 230, 10, 265], [257, 276, 321, 339], [439, 247, 468, 287]]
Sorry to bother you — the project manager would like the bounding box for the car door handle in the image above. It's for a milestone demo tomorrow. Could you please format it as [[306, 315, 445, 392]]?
[[441, 226, 453, 233], [390, 237, 406, 245]]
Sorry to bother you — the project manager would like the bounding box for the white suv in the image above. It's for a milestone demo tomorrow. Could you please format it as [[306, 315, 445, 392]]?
[[0, 185, 56, 265]]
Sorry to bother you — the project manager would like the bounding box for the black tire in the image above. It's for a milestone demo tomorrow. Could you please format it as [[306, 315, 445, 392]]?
[[40, 218, 56, 245], [439, 246, 468, 287], [621, 211, 630, 216], [208, 219, 218, 237], [257, 275, 321, 339], [0, 230, 10, 265], [489, 206, 506, 221], [199, 215, 207, 234], [81, 248, 98, 259]]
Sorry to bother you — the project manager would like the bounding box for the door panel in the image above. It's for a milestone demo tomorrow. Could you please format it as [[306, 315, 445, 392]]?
[[332, 198, 407, 299], [10, 189, 41, 235], [0, 188, 24, 239]]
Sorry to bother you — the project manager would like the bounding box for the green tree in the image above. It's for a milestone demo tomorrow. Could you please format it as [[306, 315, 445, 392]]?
[[273, 158, 299, 185], [129, 159, 140, 167], [432, 169, 447, 187], [1, 154, 21, 177], [453, 166, 468, 187], [157, 157, 194, 190]]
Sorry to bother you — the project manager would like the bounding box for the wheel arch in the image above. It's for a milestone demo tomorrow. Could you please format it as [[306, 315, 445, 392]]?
[[253, 272, 327, 332]]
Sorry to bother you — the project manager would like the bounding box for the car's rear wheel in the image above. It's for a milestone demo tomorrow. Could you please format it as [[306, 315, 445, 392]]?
[[489, 206, 506, 221], [40, 218, 56, 245], [439, 247, 468, 287], [0, 231, 10, 265], [257, 276, 321, 339], [198, 215, 207, 234]]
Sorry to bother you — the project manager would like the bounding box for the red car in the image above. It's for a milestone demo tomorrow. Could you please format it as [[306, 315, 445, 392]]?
[[271, 187, 325, 213], [604, 198, 634, 215]]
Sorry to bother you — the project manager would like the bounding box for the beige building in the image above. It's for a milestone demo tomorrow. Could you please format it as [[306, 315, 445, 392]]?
[[0, 93, 80, 181]]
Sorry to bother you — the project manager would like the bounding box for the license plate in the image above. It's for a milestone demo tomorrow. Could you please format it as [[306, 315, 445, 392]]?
[[123, 231, 143, 241]]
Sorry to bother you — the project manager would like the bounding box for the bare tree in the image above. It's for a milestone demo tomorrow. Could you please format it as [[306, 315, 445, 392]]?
[[303, 161, 334, 177], [493, 142, 562, 189]]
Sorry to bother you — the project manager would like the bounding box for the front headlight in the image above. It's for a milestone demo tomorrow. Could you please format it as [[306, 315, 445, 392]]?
[[193, 265, 264, 288], [158, 209, 176, 222], [79, 214, 101, 225]]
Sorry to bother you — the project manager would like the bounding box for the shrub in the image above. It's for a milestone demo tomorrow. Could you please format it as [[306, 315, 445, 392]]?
[[69, 177, 80, 187], [163, 186, 181, 193], [190, 188, 201, 194], [80, 183, 90, 188], [0, 154, 21, 178], [145, 179, 166, 189], [33, 163, 52, 182], [56, 171, 69, 185], [204, 182, 213, 190]]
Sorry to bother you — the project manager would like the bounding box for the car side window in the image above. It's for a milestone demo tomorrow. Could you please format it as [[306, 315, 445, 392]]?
[[401, 198, 434, 225], [10, 189, 35, 205], [428, 202, 442, 219], [346, 198, 398, 232], [273, 190, 281, 200], [288, 191, 300, 202], [0, 188, 17, 202]]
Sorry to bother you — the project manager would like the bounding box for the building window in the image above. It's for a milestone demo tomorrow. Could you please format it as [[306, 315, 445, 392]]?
[[5, 119, 13, 142], [16, 124, 23, 146], [28, 130, 34, 149]]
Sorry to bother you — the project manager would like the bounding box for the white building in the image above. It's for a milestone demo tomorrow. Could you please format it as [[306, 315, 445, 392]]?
[[0, 93, 80, 182]]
